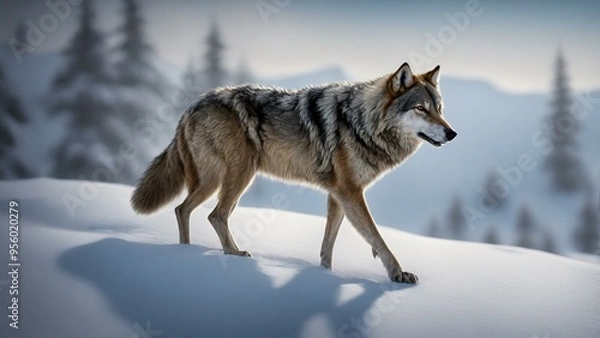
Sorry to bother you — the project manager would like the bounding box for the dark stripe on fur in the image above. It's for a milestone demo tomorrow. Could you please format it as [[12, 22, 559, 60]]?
[[235, 87, 266, 146], [306, 88, 327, 149]]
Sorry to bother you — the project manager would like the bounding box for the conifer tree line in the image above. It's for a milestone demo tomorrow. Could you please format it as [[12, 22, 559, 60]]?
[[49, 0, 173, 184], [3, 0, 253, 183]]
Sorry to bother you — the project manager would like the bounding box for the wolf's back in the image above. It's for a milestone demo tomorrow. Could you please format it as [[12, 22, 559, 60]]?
[[130, 140, 185, 214]]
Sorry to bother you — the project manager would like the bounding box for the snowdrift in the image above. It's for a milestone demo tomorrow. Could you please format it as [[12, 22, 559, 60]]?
[[0, 179, 598, 337]]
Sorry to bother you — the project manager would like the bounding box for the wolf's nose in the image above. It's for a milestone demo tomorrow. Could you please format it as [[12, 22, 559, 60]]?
[[445, 129, 457, 141]]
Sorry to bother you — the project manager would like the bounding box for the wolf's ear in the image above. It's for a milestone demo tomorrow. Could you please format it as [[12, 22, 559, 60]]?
[[424, 65, 441, 86], [391, 62, 414, 92]]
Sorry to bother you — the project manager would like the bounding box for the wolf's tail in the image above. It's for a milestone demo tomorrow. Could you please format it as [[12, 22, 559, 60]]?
[[131, 140, 185, 214]]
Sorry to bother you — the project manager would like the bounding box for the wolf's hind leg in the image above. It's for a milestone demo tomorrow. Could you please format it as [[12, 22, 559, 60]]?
[[208, 168, 255, 257], [175, 181, 219, 244], [320, 194, 344, 270]]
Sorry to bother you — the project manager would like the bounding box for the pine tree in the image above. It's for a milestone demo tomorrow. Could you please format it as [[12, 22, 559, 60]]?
[[573, 195, 600, 253], [482, 170, 507, 210], [52, 0, 110, 88], [447, 195, 468, 240], [482, 224, 500, 245], [514, 204, 537, 249], [114, 0, 165, 93], [204, 21, 226, 89], [182, 22, 229, 93], [109, 0, 175, 183], [426, 217, 442, 238], [50, 0, 117, 180], [544, 49, 586, 192], [0, 66, 29, 178]]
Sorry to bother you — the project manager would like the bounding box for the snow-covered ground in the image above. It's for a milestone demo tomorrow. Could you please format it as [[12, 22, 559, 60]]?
[[0, 179, 598, 337]]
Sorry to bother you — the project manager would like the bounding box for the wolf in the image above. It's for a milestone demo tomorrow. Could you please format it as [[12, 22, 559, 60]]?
[[131, 63, 456, 283]]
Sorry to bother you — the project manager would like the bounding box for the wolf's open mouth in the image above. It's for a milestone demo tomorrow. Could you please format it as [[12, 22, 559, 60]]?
[[417, 132, 443, 147]]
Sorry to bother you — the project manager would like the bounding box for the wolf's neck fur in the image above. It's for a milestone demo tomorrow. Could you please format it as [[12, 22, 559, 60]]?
[[345, 77, 422, 174]]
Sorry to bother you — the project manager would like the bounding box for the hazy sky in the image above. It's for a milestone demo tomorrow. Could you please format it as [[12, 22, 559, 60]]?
[[2, 0, 599, 93]]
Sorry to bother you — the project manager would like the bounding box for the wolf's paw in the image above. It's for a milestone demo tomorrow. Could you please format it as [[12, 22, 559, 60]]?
[[391, 271, 419, 284], [225, 249, 252, 257], [320, 258, 333, 270], [237, 250, 252, 257]]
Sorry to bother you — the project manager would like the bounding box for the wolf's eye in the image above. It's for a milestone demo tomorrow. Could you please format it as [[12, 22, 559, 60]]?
[[415, 105, 426, 113]]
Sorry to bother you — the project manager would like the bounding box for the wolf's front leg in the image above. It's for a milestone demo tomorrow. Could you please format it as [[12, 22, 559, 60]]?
[[333, 188, 418, 284]]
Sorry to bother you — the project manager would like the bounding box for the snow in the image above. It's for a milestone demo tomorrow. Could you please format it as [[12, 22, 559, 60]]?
[[0, 178, 599, 337]]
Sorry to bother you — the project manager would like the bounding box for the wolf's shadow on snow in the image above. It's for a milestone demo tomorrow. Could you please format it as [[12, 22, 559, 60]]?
[[59, 237, 414, 338]]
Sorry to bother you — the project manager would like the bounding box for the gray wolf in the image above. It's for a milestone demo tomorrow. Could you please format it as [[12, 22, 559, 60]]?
[[131, 63, 457, 283]]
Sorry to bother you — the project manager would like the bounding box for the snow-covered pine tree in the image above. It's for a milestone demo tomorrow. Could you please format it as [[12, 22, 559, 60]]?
[[114, 0, 166, 94], [573, 194, 600, 253], [544, 50, 586, 192], [52, 0, 111, 89], [50, 0, 118, 181], [204, 21, 226, 89], [181, 21, 229, 94], [111, 0, 175, 183], [514, 204, 537, 250], [447, 195, 468, 240], [0, 66, 29, 178], [482, 224, 500, 245]]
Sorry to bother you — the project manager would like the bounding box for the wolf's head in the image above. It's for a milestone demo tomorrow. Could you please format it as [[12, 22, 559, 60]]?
[[383, 63, 457, 147]]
